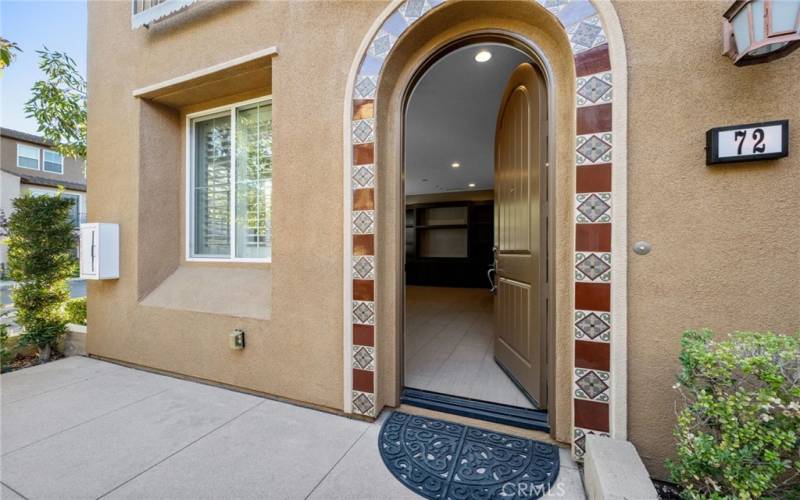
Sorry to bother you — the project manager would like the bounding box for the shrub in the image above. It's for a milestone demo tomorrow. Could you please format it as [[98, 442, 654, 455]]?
[[65, 297, 86, 326], [5, 192, 76, 361], [667, 330, 800, 499], [0, 306, 9, 371]]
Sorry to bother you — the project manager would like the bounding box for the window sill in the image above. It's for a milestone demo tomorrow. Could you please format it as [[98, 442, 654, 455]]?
[[140, 265, 270, 320]]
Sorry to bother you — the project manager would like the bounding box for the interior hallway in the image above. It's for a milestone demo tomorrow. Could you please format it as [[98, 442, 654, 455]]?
[[404, 286, 535, 409]]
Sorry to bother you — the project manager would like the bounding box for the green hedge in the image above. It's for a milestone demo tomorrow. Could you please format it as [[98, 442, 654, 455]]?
[[667, 330, 799, 499], [65, 297, 86, 326]]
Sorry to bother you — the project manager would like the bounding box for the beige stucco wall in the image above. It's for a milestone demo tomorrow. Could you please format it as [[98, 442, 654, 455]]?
[[618, 0, 800, 477], [88, 0, 799, 479]]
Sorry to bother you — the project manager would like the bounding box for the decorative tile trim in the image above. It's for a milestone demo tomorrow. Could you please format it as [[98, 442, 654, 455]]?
[[353, 345, 376, 371], [352, 118, 375, 144], [353, 255, 375, 280], [352, 390, 376, 416], [573, 427, 610, 458], [574, 310, 611, 342], [576, 71, 612, 108], [574, 367, 610, 402], [352, 210, 375, 235], [576, 132, 612, 165], [344, 0, 625, 456], [576, 192, 611, 224], [575, 252, 611, 282], [352, 300, 375, 326], [566, 15, 606, 54], [352, 164, 375, 189]]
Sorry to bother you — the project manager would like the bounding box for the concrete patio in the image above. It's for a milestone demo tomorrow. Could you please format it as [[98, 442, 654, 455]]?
[[1, 356, 584, 499]]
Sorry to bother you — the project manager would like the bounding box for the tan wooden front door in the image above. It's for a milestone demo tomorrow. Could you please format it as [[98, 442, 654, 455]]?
[[493, 62, 548, 408]]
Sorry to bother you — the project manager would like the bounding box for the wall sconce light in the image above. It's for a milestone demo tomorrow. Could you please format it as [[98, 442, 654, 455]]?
[[723, 0, 800, 65]]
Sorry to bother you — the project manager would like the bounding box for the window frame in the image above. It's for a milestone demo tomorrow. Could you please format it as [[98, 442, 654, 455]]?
[[42, 150, 65, 174], [185, 95, 273, 263], [17, 144, 41, 170]]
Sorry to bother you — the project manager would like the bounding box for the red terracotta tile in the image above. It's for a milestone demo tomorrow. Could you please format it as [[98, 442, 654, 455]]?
[[353, 143, 374, 165], [353, 325, 375, 347], [353, 188, 375, 210], [577, 103, 612, 135], [353, 99, 375, 120], [353, 279, 374, 301], [575, 44, 611, 77], [576, 163, 612, 193], [353, 368, 374, 393], [353, 235, 374, 256], [575, 340, 610, 371], [575, 223, 611, 252], [574, 399, 609, 432], [575, 282, 610, 311]]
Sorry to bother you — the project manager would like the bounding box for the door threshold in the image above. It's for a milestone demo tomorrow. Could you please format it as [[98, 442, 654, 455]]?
[[400, 387, 549, 433]]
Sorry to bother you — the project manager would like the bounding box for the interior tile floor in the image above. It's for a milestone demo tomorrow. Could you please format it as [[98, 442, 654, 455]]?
[[404, 285, 536, 409]]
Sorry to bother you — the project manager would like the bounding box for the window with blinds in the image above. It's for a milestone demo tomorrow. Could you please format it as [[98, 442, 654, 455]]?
[[189, 98, 272, 261]]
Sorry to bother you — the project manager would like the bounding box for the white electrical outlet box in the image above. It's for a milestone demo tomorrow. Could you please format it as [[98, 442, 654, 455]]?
[[79, 223, 119, 280]]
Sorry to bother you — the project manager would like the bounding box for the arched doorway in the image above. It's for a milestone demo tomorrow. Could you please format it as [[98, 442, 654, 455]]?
[[343, 0, 627, 458]]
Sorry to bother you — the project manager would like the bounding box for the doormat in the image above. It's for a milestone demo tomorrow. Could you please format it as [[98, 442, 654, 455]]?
[[379, 411, 560, 499]]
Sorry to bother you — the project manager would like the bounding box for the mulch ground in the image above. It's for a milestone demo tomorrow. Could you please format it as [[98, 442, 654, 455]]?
[[1, 351, 64, 373]]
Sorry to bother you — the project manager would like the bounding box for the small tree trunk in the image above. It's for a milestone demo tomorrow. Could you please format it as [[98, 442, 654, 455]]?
[[38, 344, 51, 363]]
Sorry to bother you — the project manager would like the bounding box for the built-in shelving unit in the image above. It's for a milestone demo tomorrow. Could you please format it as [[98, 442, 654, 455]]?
[[405, 201, 493, 288]]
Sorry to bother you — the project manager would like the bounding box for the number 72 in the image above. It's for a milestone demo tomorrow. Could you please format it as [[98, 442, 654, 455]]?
[[734, 128, 766, 155]]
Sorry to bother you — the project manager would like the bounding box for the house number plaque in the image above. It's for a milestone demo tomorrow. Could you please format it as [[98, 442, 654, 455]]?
[[706, 120, 788, 165]]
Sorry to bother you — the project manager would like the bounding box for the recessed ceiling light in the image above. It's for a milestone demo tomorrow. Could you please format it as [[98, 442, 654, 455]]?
[[468, 183, 476, 188], [474, 50, 492, 63], [451, 162, 460, 168]]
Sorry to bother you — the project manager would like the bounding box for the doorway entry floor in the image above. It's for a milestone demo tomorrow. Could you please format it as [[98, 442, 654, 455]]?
[[404, 286, 535, 409]]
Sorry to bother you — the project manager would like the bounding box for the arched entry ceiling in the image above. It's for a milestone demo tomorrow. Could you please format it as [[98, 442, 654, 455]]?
[[405, 43, 529, 195]]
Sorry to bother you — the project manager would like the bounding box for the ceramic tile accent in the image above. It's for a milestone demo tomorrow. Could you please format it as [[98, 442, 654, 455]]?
[[354, 75, 378, 99], [352, 390, 376, 416], [576, 71, 612, 108], [574, 310, 611, 342], [352, 210, 375, 235], [352, 164, 375, 190], [576, 192, 611, 223], [352, 255, 375, 280], [352, 345, 376, 371], [352, 118, 375, 144], [573, 427, 610, 458], [576, 132, 612, 165], [352, 300, 375, 326], [566, 15, 606, 54], [574, 368, 610, 402], [346, 0, 621, 447], [575, 252, 611, 282]]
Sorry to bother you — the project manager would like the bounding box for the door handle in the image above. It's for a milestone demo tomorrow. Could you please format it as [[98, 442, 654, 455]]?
[[487, 267, 497, 294]]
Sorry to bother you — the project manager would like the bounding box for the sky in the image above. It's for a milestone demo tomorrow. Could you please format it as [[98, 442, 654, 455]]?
[[1, 0, 87, 135]]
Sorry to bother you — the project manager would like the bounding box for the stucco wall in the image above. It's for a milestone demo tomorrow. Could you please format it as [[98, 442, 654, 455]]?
[[87, 0, 800, 478], [617, 0, 800, 476]]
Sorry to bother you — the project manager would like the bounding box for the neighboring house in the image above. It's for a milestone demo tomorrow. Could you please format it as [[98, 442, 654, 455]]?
[[1, 128, 87, 272], [86, 0, 799, 481]]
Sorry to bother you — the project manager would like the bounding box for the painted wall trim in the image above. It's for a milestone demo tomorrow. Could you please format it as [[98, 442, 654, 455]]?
[[131, 46, 278, 99]]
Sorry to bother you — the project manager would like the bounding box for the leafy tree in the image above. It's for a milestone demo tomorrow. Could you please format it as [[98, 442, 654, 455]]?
[[24, 47, 86, 159], [0, 37, 21, 72], [5, 193, 76, 361]]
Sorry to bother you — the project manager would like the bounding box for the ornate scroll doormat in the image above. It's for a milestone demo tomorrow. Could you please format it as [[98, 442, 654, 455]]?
[[379, 411, 560, 499]]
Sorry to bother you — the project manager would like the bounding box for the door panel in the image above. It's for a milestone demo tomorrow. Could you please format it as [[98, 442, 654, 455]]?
[[494, 62, 548, 408]]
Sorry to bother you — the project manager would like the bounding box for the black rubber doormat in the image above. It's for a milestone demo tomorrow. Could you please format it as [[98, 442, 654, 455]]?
[[379, 411, 560, 499]]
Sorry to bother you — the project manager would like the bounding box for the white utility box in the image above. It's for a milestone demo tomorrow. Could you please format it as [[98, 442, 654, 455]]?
[[79, 223, 119, 280]]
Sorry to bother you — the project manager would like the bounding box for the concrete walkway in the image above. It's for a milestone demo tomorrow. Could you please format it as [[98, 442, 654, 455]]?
[[0, 357, 585, 499]]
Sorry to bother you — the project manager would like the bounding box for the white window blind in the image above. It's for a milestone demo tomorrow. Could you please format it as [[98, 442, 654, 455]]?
[[189, 98, 272, 261], [17, 144, 40, 170], [43, 150, 64, 174]]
